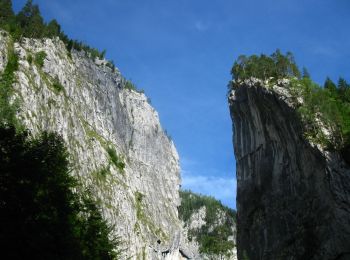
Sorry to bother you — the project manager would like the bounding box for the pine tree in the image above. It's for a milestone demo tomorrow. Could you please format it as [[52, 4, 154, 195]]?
[[0, 0, 14, 27], [302, 67, 311, 79], [324, 77, 337, 94], [45, 19, 61, 38], [338, 77, 350, 102], [16, 0, 45, 38]]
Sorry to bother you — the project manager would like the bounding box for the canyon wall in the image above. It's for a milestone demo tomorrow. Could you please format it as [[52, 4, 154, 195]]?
[[229, 78, 350, 260]]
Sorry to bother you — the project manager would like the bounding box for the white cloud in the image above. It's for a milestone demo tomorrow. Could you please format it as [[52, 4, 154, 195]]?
[[181, 169, 236, 209]]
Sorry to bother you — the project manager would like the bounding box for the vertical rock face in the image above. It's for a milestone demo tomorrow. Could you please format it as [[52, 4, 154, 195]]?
[[0, 32, 193, 259], [228, 79, 350, 260]]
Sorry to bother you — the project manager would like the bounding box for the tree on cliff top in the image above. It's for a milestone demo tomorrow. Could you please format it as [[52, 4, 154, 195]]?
[[230, 50, 350, 159], [0, 0, 14, 26], [0, 0, 107, 60], [16, 0, 45, 38], [231, 49, 301, 81]]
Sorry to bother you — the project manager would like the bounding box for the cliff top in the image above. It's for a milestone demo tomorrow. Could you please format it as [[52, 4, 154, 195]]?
[[229, 51, 350, 160]]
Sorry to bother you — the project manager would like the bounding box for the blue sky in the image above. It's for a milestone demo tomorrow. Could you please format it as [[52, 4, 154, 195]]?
[[13, 0, 350, 209]]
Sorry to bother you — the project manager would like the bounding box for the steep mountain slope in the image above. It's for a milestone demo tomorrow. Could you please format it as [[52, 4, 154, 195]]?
[[0, 30, 193, 259], [179, 191, 237, 260], [229, 78, 350, 260]]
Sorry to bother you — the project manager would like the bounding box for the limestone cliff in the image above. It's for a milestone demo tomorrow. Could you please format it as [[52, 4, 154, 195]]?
[[0, 31, 193, 259], [228, 78, 350, 260]]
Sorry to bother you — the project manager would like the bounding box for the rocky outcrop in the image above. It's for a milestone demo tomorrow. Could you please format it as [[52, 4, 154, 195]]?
[[229, 78, 350, 260], [0, 31, 195, 259]]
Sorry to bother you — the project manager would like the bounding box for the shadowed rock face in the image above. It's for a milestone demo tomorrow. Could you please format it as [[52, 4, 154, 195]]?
[[228, 80, 350, 260]]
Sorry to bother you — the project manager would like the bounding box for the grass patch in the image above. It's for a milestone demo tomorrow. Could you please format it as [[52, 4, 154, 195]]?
[[91, 165, 110, 183], [123, 79, 144, 94], [34, 51, 47, 68], [27, 54, 33, 64], [106, 146, 125, 172], [52, 76, 64, 92]]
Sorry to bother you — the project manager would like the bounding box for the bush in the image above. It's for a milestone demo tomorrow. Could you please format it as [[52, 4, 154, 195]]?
[[124, 80, 137, 91], [106, 146, 125, 172], [34, 50, 46, 68], [123, 79, 144, 94], [52, 75, 64, 92], [26, 53, 33, 64]]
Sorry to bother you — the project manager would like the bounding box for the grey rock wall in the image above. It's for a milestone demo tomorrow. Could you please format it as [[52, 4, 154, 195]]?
[[0, 31, 194, 259], [228, 79, 350, 260]]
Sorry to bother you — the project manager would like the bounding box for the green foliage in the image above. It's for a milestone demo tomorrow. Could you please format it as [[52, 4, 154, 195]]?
[[0, 125, 121, 259], [52, 75, 64, 92], [0, 41, 20, 127], [302, 67, 310, 79], [106, 146, 125, 172], [324, 77, 337, 94], [26, 53, 33, 64], [231, 50, 350, 154], [64, 39, 106, 60], [16, 0, 45, 38], [289, 77, 350, 150], [231, 49, 300, 83], [0, 0, 20, 38], [34, 50, 46, 68], [135, 191, 144, 219], [124, 79, 137, 91], [45, 19, 61, 38], [123, 79, 144, 93], [0, 1, 108, 62], [337, 77, 350, 102], [92, 165, 111, 184], [106, 60, 116, 72], [179, 190, 236, 256], [0, 0, 14, 27]]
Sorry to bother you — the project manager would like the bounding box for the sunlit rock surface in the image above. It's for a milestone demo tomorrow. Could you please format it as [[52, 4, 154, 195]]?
[[0, 31, 196, 259]]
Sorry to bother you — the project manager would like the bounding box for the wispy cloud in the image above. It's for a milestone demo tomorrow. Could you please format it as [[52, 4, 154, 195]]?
[[180, 162, 236, 209], [193, 20, 210, 32], [311, 45, 338, 58]]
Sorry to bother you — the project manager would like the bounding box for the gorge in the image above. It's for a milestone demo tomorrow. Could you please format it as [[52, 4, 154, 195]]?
[[2, 1, 350, 260]]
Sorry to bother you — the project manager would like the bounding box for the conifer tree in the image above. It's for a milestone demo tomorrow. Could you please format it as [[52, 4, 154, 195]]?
[[338, 77, 350, 102], [0, 0, 14, 26], [302, 67, 311, 79], [16, 0, 45, 38], [324, 77, 337, 94], [45, 19, 61, 38]]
